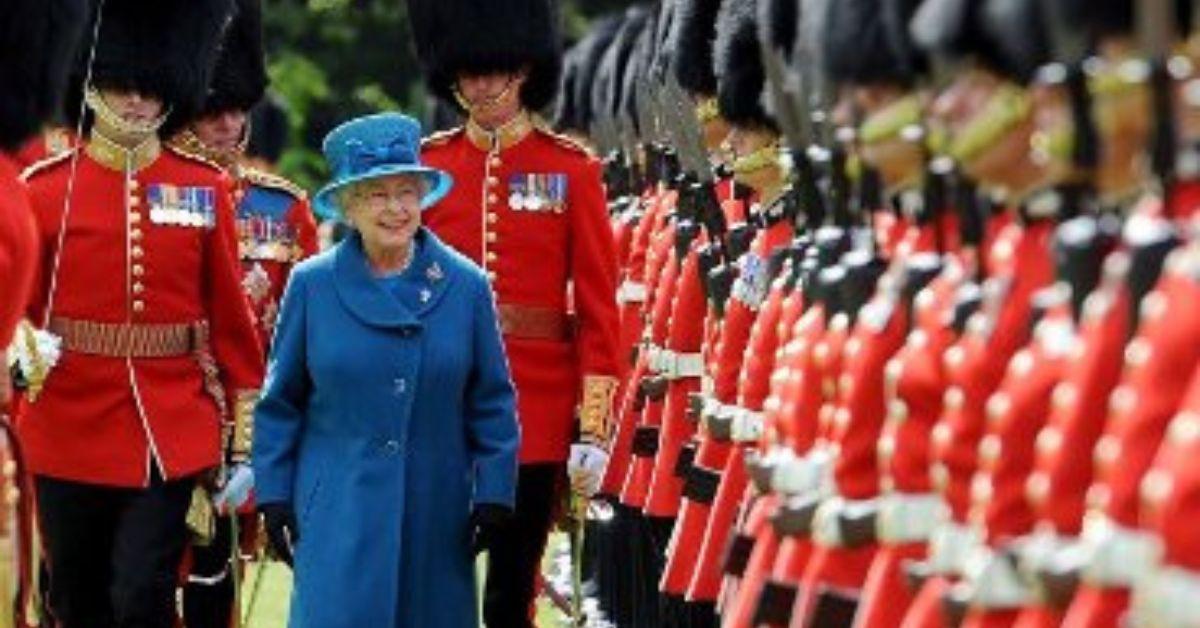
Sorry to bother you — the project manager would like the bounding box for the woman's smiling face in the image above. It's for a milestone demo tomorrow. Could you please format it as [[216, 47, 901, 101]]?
[[342, 174, 425, 253]]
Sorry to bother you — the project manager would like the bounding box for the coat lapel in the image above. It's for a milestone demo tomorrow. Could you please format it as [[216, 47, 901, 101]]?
[[333, 228, 459, 329]]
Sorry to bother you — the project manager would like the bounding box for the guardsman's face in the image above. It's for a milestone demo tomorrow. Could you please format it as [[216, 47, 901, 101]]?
[[344, 174, 424, 253], [99, 88, 164, 126], [456, 70, 528, 127], [932, 67, 1038, 188], [192, 109, 248, 154], [854, 85, 926, 193]]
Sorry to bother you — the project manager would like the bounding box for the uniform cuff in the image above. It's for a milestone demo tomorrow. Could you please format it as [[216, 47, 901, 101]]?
[[579, 375, 618, 445], [228, 389, 260, 463]]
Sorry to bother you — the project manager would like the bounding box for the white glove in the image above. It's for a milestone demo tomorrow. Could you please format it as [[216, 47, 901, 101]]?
[[213, 463, 255, 514], [567, 442, 609, 498]]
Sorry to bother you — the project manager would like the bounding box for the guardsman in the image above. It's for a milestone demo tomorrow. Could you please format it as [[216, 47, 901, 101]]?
[[405, 1, 622, 625], [678, 0, 793, 620], [653, 2, 739, 625], [14, 1, 265, 626], [771, 0, 939, 624], [1017, 3, 1200, 624], [168, 1, 319, 626], [898, 0, 1060, 624], [1132, 345, 1200, 627], [0, 0, 87, 381]]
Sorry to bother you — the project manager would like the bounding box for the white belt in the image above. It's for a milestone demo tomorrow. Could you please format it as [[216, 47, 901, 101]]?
[[962, 545, 1034, 609], [770, 449, 832, 496], [1131, 565, 1200, 628], [660, 350, 705, 380], [730, 408, 765, 442], [812, 496, 880, 547], [645, 344, 666, 372], [876, 493, 945, 544], [927, 520, 980, 576], [1079, 513, 1162, 587], [617, 280, 648, 304]]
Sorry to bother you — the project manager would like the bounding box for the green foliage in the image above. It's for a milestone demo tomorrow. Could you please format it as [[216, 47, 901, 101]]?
[[261, 0, 624, 193]]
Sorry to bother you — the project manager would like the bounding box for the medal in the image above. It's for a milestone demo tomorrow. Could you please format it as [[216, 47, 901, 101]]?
[[525, 173, 543, 211], [507, 175, 524, 210]]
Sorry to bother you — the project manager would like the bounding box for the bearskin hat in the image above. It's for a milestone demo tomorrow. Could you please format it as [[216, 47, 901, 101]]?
[[0, 0, 89, 150], [556, 13, 623, 132], [203, 0, 267, 115], [673, 0, 724, 96], [824, 0, 925, 87], [85, 0, 235, 125], [715, 0, 774, 129], [593, 6, 650, 123], [406, 0, 563, 112]]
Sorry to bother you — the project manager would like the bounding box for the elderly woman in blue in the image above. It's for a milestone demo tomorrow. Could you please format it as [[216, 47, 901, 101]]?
[[252, 113, 519, 628]]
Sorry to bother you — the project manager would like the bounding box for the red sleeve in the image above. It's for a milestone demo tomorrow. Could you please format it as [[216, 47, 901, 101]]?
[[204, 173, 265, 452], [569, 157, 620, 380], [0, 161, 37, 347]]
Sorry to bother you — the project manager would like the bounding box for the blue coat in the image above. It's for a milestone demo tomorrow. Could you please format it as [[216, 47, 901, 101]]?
[[253, 227, 519, 628]]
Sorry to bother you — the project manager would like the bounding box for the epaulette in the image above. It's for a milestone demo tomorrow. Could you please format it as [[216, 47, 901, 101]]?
[[535, 123, 596, 158], [420, 126, 465, 150], [165, 143, 226, 173], [20, 148, 76, 182], [243, 167, 308, 200]]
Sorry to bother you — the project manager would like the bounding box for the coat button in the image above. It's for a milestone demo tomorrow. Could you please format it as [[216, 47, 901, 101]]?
[[384, 439, 401, 455], [393, 378, 407, 395]]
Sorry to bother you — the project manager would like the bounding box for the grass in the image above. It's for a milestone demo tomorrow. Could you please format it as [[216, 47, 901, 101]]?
[[238, 551, 567, 627]]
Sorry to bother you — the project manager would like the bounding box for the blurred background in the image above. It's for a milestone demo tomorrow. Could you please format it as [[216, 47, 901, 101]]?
[[259, 0, 627, 191]]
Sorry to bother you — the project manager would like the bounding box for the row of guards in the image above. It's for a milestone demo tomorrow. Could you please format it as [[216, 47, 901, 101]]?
[[555, 0, 1200, 626]]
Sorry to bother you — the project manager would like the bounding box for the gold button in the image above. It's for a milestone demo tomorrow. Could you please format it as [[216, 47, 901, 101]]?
[[131, 246, 144, 259], [978, 434, 1001, 466], [945, 346, 965, 369], [986, 393, 1010, 426], [1168, 412, 1200, 445], [132, 300, 145, 312], [127, 179, 139, 191], [487, 212, 498, 224], [127, 195, 140, 207], [486, 232, 498, 243], [931, 463, 949, 491], [944, 387, 964, 411], [130, 228, 143, 241], [490, 156, 502, 167], [130, 212, 142, 224], [1036, 427, 1062, 456], [487, 193, 499, 205], [132, 264, 145, 277], [486, 251, 497, 263], [486, 271, 497, 282], [1094, 435, 1120, 468], [486, 176, 499, 187], [132, 283, 145, 294], [1026, 474, 1049, 505]]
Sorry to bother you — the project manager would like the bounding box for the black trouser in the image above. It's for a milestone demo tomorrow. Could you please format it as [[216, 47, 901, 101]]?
[[36, 470, 196, 628], [483, 463, 563, 628], [182, 511, 237, 628]]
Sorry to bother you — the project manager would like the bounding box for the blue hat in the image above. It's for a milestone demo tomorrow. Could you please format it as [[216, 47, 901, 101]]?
[[313, 112, 453, 219]]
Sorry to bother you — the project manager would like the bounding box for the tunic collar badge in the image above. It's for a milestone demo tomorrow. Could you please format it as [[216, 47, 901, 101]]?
[[426, 262, 444, 283]]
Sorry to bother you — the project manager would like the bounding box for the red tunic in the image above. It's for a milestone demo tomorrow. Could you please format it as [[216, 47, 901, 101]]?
[[1064, 261, 1200, 628], [20, 144, 263, 486], [421, 122, 621, 462], [0, 155, 38, 350]]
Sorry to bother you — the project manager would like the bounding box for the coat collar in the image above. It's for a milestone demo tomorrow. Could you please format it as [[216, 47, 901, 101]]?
[[333, 227, 458, 329]]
